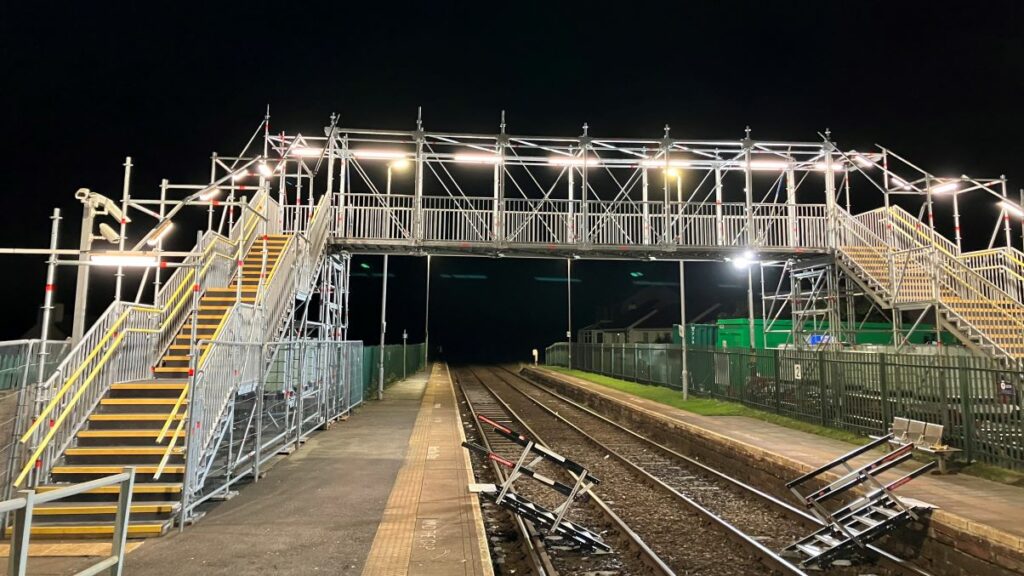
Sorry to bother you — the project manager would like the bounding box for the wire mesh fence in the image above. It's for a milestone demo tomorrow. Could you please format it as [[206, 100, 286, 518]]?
[[546, 342, 1024, 470], [185, 339, 365, 514], [361, 343, 427, 398]]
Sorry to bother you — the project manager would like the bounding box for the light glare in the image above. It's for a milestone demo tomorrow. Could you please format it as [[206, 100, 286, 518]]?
[[91, 252, 159, 267], [454, 153, 502, 164]]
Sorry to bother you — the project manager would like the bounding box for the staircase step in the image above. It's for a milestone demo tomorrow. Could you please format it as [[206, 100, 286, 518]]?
[[111, 382, 187, 391], [65, 447, 184, 457], [29, 520, 171, 539], [100, 398, 187, 406], [34, 501, 178, 517], [37, 483, 182, 496]]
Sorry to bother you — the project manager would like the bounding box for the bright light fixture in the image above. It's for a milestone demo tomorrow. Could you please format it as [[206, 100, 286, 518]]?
[[1000, 201, 1024, 219], [813, 162, 846, 172], [352, 150, 408, 160], [733, 159, 790, 171], [640, 159, 692, 168], [91, 252, 159, 267], [232, 171, 248, 181], [199, 187, 221, 201], [666, 168, 681, 179], [453, 153, 502, 164], [548, 156, 602, 167], [890, 176, 912, 190], [930, 181, 959, 194], [146, 220, 174, 246], [291, 146, 323, 157], [852, 152, 875, 168], [258, 162, 273, 177], [728, 250, 757, 269], [389, 159, 411, 170]]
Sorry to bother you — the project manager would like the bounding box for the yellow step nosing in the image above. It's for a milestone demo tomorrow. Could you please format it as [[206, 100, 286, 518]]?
[[30, 523, 167, 536], [90, 413, 184, 420], [100, 398, 187, 405], [79, 430, 185, 437], [66, 447, 184, 455], [34, 503, 176, 515], [53, 465, 185, 474], [111, 383, 186, 390], [37, 483, 182, 494]]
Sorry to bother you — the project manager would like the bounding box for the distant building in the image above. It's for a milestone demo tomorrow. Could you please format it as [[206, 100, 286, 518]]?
[[578, 288, 678, 344]]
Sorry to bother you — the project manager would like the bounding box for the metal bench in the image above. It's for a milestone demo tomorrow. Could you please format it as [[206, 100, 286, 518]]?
[[879, 417, 961, 474]]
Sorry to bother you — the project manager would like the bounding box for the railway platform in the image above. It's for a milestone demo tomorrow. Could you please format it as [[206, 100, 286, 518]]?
[[525, 366, 1024, 574], [1, 366, 490, 576]]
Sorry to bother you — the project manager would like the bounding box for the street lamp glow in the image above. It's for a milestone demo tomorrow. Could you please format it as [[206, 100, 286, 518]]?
[[291, 146, 323, 157], [90, 252, 159, 267], [665, 168, 681, 179], [1000, 201, 1024, 219], [352, 149, 409, 160], [453, 153, 502, 164], [930, 181, 959, 194], [728, 250, 757, 269], [258, 162, 273, 177], [389, 159, 411, 171], [146, 220, 174, 246]]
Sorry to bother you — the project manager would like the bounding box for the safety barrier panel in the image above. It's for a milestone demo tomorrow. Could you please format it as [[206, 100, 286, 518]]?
[[546, 342, 1024, 470], [361, 343, 426, 398]]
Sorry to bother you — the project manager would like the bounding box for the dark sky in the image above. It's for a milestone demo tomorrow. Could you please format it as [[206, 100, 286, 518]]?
[[4, 2, 1024, 360]]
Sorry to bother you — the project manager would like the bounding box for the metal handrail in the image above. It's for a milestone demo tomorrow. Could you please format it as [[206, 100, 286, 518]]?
[[16, 191, 271, 488], [4, 468, 135, 576]]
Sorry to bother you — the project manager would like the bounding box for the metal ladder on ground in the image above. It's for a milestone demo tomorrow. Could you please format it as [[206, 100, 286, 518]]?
[[782, 435, 935, 568]]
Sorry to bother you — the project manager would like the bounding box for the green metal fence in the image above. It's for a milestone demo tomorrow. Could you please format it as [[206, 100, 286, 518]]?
[[546, 342, 1024, 470], [362, 343, 427, 398]]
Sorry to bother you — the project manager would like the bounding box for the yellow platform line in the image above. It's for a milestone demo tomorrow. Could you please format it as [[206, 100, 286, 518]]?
[[362, 364, 493, 576]]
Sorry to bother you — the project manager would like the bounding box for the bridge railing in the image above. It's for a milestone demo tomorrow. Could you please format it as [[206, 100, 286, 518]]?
[[336, 194, 831, 250]]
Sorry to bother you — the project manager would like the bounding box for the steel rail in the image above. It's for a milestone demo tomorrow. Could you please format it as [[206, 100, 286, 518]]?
[[472, 365, 810, 576], [507, 366, 935, 576], [456, 376, 556, 576], [457, 368, 674, 576]]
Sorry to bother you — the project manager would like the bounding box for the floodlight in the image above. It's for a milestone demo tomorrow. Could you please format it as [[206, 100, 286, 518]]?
[[199, 187, 221, 201], [891, 176, 912, 190], [930, 181, 959, 194], [852, 152, 875, 168], [389, 159, 411, 171], [1000, 201, 1024, 219], [640, 159, 692, 168], [454, 153, 502, 164], [146, 220, 174, 246], [91, 252, 158, 267], [258, 162, 273, 177], [548, 156, 602, 167], [97, 223, 121, 244], [352, 150, 408, 160], [813, 162, 846, 172]]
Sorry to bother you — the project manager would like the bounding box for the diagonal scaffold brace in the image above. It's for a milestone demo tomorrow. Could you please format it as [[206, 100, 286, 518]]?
[[466, 415, 608, 551]]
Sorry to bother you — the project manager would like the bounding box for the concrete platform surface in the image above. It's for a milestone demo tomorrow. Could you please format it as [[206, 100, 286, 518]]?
[[531, 366, 1024, 554], [117, 371, 432, 575], [361, 364, 493, 576]]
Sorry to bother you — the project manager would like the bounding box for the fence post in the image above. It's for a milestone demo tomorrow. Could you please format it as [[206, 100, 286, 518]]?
[[819, 350, 828, 426], [773, 348, 781, 414], [957, 356, 975, 463], [879, 353, 890, 433], [633, 344, 639, 382]]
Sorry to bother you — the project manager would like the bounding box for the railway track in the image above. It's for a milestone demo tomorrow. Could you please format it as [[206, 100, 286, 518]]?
[[456, 367, 673, 576], [465, 365, 933, 576], [502, 366, 935, 576]]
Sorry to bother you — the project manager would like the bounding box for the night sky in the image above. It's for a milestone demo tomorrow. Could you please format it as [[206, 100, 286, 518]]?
[[5, 2, 1024, 361]]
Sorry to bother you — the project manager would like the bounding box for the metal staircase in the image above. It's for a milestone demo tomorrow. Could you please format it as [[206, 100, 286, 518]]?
[[10, 189, 338, 538], [836, 206, 1024, 363]]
